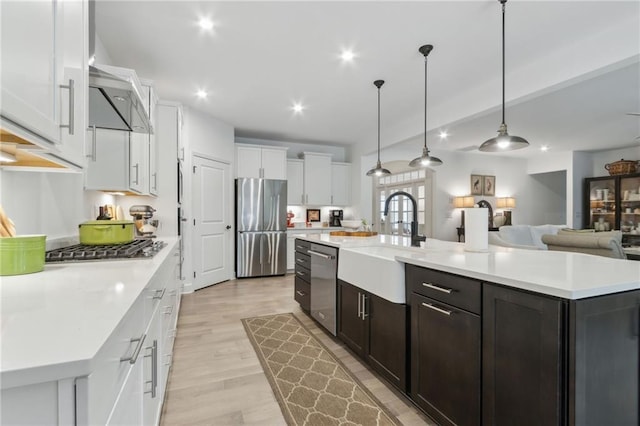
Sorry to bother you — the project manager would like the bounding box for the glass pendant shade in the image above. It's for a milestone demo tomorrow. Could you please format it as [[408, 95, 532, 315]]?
[[366, 80, 391, 177], [480, 0, 528, 152], [411, 44, 442, 168]]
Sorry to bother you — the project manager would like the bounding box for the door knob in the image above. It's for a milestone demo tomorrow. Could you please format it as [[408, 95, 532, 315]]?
[[226, 225, 232, 230]]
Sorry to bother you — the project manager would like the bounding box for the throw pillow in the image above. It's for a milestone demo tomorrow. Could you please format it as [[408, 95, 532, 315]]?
[[530, 225, 563, 250]]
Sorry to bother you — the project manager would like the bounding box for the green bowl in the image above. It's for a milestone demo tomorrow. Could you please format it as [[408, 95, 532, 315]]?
[[0, 235, 46, 276]]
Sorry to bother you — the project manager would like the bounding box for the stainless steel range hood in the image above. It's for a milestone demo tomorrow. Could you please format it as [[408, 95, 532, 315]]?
[[88, 0, 151, 133], [89, 65, 152, 133]]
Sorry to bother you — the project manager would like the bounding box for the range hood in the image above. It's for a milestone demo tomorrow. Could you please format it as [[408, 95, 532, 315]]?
[[88, 0, 151, 134], [89, 64, 152, 133]]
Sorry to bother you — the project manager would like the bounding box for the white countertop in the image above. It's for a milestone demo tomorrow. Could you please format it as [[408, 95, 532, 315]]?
[[0, 238, 179, 389], [294, 234, 640, 300]]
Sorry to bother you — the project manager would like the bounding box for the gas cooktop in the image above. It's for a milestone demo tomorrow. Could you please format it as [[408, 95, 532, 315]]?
[[45, 239, 167, 263]]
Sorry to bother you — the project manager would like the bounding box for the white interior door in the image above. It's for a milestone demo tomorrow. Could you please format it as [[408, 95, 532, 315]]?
[[192, 155, 232, 290]]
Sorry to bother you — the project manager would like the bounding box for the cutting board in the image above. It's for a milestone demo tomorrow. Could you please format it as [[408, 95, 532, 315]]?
[[329, 231, 378, 237]]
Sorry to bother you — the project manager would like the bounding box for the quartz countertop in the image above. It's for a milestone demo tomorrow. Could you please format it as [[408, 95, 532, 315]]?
[[0, 238, 179, 389], [294, 234, 640, 300]]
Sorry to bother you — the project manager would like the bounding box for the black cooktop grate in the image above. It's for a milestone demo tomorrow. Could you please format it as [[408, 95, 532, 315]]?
[[45, 239, 158, 262]]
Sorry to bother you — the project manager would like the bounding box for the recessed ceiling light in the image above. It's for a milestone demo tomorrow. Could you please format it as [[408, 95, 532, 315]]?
[[291, 103, 305, 114], [198, 17, 214, 31], [340, 49, 355, 63], [541, 145, 549, 152], [113, 96, 126, 102], [196, 89, 208, 99], [439, 131, 448, 139]]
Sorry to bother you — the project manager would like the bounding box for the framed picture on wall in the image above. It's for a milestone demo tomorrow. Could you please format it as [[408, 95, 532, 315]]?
[[471, 175, 483, 195], [483, 175, 496, 196]]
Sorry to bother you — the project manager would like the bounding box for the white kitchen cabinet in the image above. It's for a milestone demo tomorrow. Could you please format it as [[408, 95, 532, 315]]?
[[106, 359, 143, 426], [0, 0, 87, 169], [235, 144, 287, 179], [129, 132, 148, 194], [287, 159, 304, 205], [286, 234, 296, 270], [302, 152, 332, 205], [331, 162, 351, 206], [142, 83, 159, 196]]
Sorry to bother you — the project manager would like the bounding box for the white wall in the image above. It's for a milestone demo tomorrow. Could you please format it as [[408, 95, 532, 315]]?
[[529, 171, 567, 225], [181, 107, 235, 291], [591, 146, 640, 177]]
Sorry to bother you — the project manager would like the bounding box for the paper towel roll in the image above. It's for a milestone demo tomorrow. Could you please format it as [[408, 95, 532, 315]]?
[[465, 208, 488, 252]]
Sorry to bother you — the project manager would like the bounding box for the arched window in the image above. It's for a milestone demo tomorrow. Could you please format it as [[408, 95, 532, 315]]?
[[372, 161, 434, 237]]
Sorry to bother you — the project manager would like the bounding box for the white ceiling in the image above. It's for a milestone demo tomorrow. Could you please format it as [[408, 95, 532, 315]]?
[[95, 1, 640, 158]]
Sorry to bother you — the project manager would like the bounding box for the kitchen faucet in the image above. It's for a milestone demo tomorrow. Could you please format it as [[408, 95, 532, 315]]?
[[383, 191, 426, 247]]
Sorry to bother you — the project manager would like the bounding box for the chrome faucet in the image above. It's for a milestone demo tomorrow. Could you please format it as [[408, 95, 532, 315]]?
[[383, 191, 426, 247]]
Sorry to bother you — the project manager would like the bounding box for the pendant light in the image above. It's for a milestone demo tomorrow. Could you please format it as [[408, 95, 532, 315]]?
[[409, 44, 442, 168], [366, 80, 391, 177], [479, 0, 529, 152]]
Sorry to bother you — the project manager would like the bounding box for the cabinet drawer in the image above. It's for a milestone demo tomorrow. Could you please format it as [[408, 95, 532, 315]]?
[[294, 239, 310, 254], [294, 264, 311, 283], [295, 252, 311, 269], [294, 277, 311, 311], [406, 265, 481, 314]]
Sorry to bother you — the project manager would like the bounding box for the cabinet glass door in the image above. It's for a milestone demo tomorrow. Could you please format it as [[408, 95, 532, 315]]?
[[587, 177, 616, 231], [620, 174, 640, 234]]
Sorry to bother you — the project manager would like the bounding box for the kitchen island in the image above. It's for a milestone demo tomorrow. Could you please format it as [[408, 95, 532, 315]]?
[[294, 234, 640, 426], [0, 238, 181, 426]]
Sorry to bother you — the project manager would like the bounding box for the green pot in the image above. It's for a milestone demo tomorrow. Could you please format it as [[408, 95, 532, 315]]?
[[0, 235, 46, 276], [79, 220, 135, 245]]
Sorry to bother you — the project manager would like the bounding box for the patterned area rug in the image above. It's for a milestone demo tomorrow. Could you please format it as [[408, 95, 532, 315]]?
[[242, 313, 400, 426]]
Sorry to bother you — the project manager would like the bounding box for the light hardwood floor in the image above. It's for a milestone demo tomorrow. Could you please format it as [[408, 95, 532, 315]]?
[[160, 274, 432, 425]]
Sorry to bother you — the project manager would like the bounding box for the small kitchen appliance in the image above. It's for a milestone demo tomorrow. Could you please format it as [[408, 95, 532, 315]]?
[[329, 209, 343, 227], [130, 205, 158, 237]]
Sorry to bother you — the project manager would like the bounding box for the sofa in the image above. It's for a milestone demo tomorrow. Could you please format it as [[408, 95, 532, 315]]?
[[541, 230, 627, 259], [488, 224, 567, 250]]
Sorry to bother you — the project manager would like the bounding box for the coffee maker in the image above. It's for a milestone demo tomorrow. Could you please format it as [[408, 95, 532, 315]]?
[[329, 209, 343, 227]]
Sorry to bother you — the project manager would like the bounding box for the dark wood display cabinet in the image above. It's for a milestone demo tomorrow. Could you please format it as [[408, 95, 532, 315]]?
[[293, 239, 311, 312], [584, 173, 640, 239], [337, 279, 407, 392], [406, 265, 481, 426]]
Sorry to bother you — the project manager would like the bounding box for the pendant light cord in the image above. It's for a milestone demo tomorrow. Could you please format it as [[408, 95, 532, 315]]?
[[501, 0, 506, 126], [424, 54, 428, 150], [377, 86, 381, 163]]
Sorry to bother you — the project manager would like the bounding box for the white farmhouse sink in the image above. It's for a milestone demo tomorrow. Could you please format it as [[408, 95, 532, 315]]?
[[338, 245, 415, 303]]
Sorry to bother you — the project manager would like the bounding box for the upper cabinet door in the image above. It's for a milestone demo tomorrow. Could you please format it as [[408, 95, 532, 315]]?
[[1, 1, 61, 145], [235, 145, 262, 178], [331, 163, 351, 206], [303, 153, 332, 205], [287, 160, 304, 205], [261, 148, 287, 180]]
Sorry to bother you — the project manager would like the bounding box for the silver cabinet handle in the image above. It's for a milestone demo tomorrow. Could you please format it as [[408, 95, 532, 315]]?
[[132, 163, 139, 185], [296, 245, 306, 250], [308, 250, 334, 260], [60, 79, 74, 135], [164, 306, 173, 315], [296, 258, 306, 264], [120, 334, 146, 364], [422, 302, 452, 316], [296, 271, 305, 277], [144, 340, 158, 398], [361, 294, 368, 320], [301, 194, 305, 204], [423, 283, 453, 294], [357, 291, 361, 319], [331, 195, 333, 204], [164, 353, 173, 366], [152, 173, 157, 190], [86, 126, 97, 161], [153, 288, 166, 300], [296, 290, 305, 296]]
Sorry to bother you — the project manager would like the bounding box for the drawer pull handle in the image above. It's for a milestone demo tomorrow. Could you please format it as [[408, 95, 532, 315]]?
[[308, 250, 334, 259], [296, 245, 306, 250], [422, 302, 452, 316], [153, 288, 166, 299], [423, 283, 452, 294], [164, 306, 173, 315], [296, 290, 306, 296], [296, 259, 306, 263], [120, 334, 146, 364]]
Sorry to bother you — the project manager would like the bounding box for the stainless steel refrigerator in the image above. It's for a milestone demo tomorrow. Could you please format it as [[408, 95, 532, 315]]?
[[236, 178, 287, 278]]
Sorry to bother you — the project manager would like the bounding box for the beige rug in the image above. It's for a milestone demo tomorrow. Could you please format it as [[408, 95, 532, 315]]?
[[242, 313, 400, 426]]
